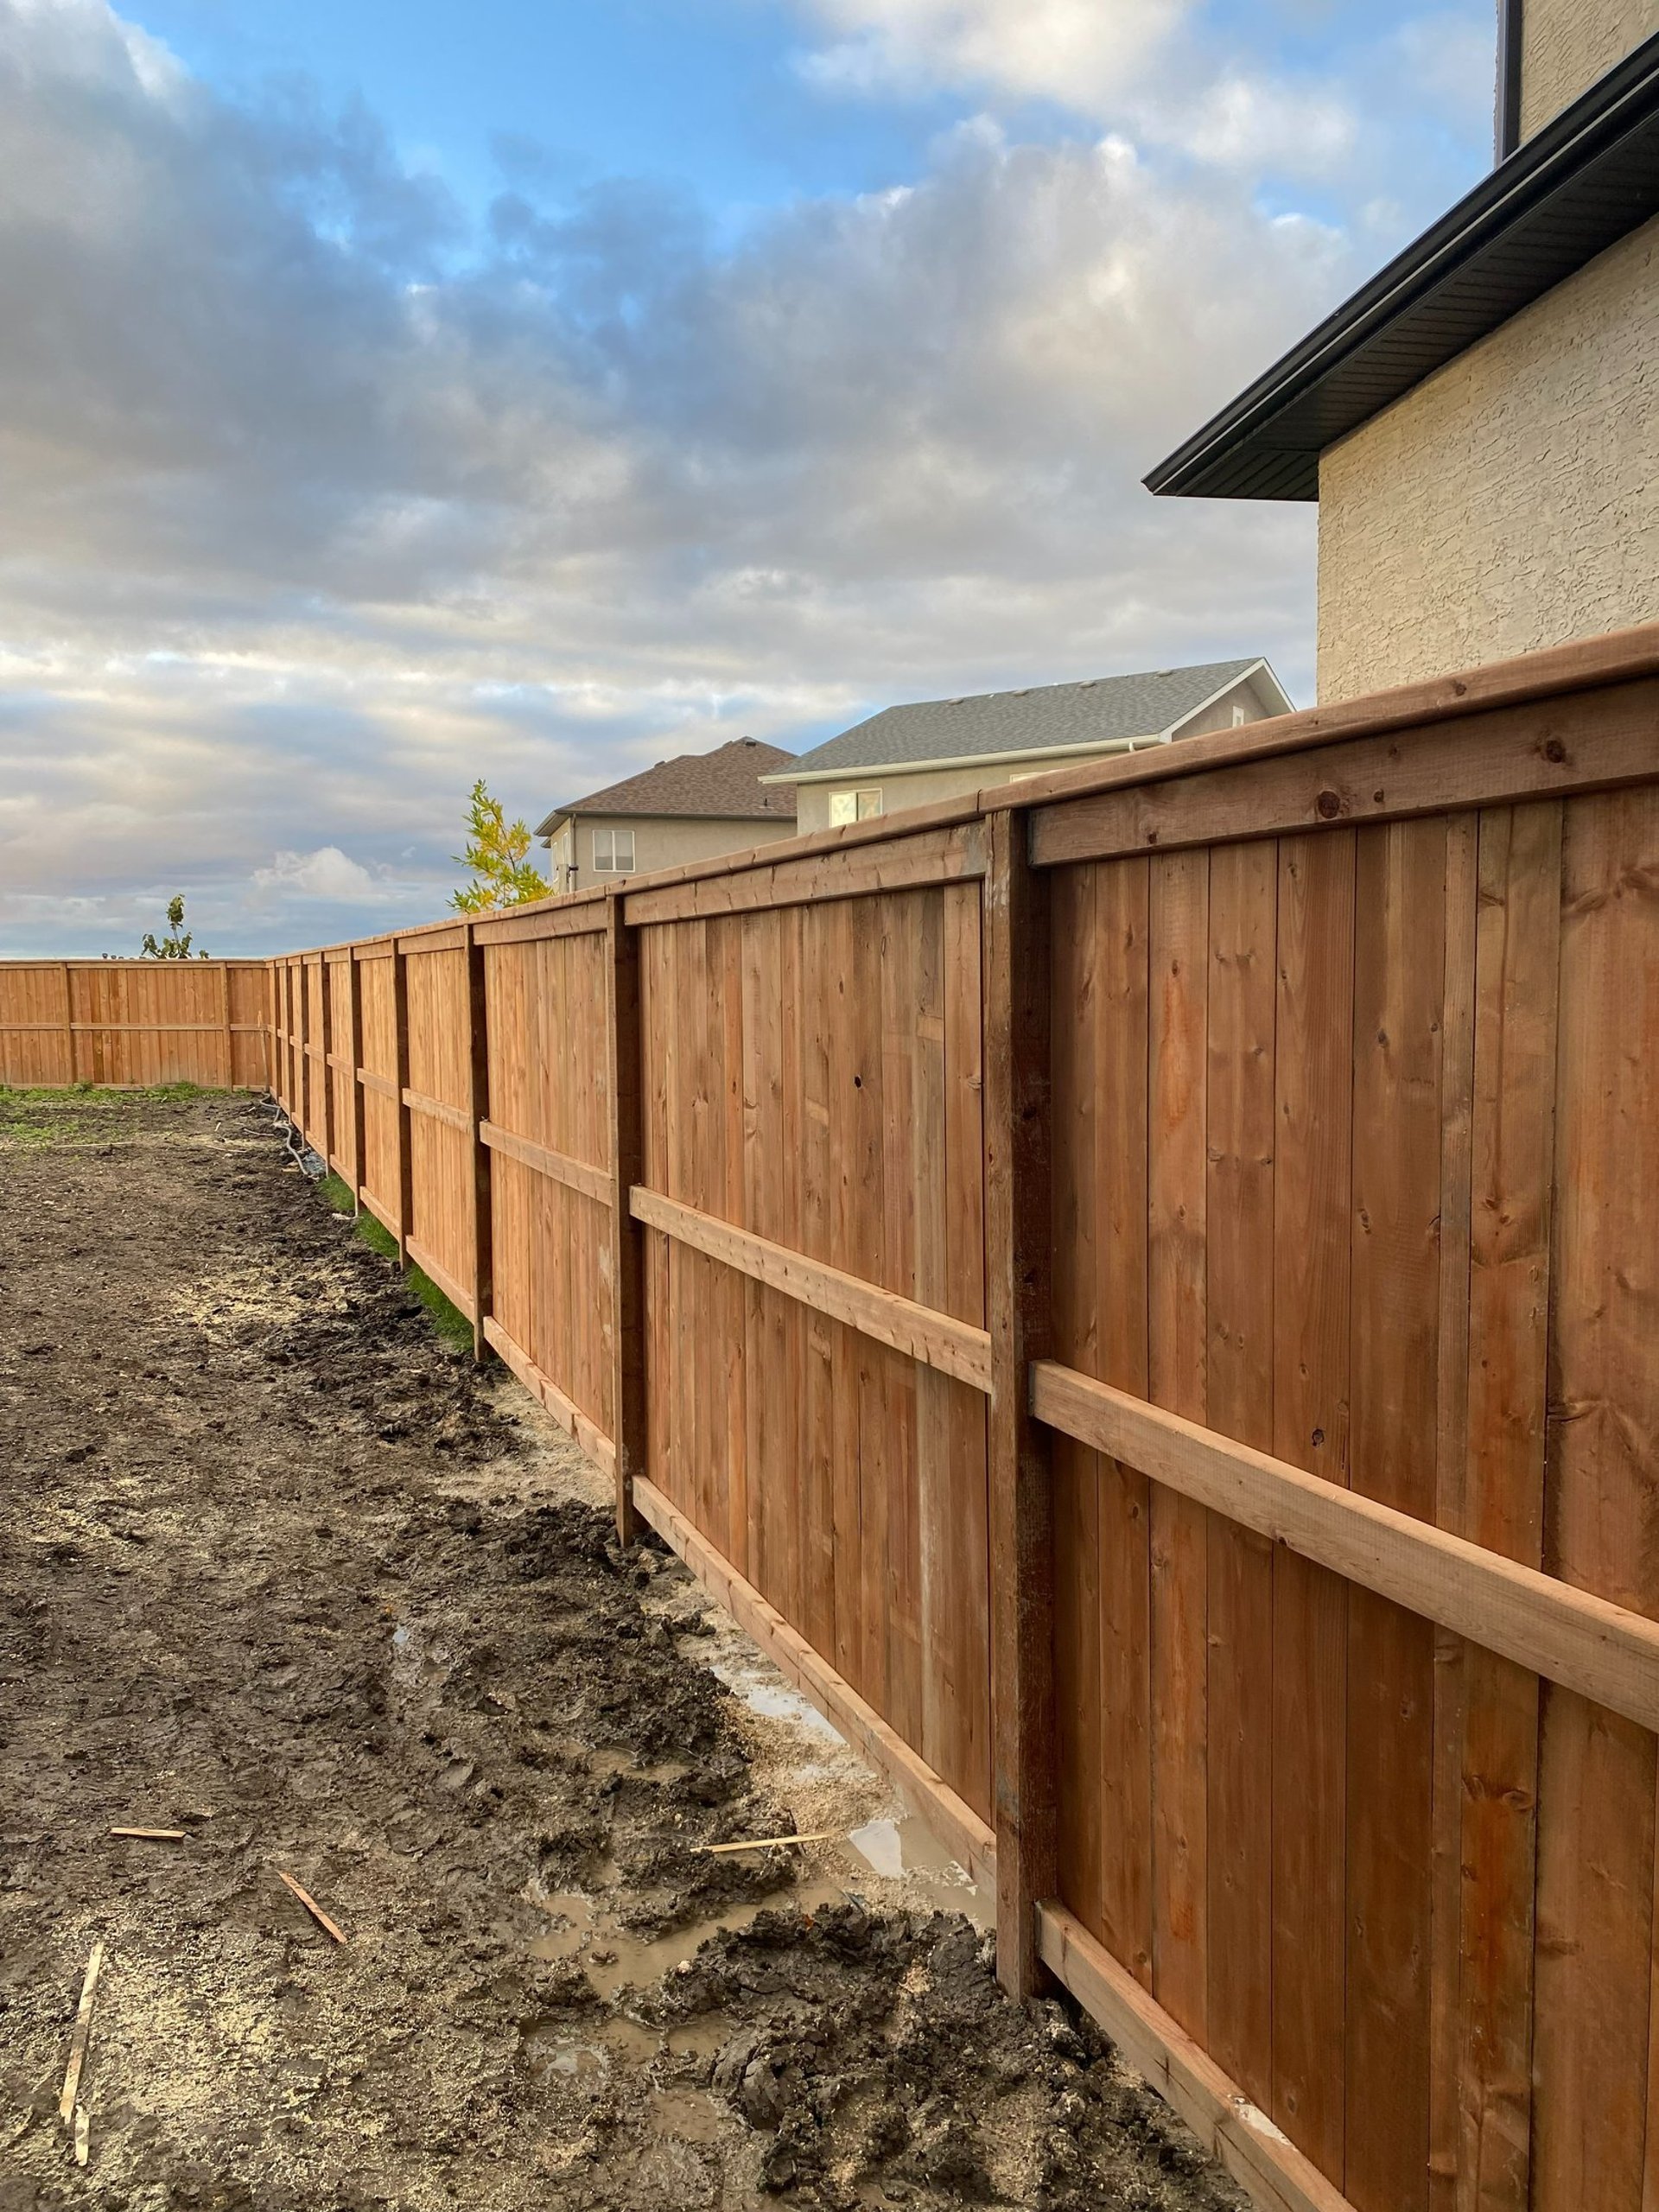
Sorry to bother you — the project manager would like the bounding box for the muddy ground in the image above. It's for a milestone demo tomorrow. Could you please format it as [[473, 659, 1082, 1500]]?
[[0, 1086, 1243, 2212]]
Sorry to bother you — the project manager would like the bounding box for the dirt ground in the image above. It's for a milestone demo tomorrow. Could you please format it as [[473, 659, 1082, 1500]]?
[[0, 1086, 1245, 2212]]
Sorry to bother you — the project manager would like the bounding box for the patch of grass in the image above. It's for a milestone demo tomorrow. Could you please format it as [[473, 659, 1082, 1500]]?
[[310, 1172, 475, 1356]]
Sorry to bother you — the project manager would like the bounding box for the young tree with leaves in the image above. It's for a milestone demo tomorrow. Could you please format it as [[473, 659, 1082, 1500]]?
[[450, 780, 550, 912], [140, 894, 209, 959]]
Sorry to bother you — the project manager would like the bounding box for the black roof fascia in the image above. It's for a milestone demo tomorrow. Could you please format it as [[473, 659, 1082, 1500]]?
[[1145, 29, 1659, 502]]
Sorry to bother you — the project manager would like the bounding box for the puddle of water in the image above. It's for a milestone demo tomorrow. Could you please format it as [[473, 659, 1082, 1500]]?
[[649, 2086, 729, 2143], [840, 1811, 990, 1926], [702, 1650, 846, 1745], [530, 1880, 853, 1999], [523, 2015, 659, 2085]]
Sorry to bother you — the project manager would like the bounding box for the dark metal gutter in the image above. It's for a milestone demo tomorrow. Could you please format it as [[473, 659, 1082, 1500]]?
[[1145, 29, 1659, 502]]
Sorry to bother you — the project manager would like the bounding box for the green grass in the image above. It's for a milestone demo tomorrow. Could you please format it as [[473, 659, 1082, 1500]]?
[[313, 1171, 476, 1357], [0, 1079, 228, 1147]]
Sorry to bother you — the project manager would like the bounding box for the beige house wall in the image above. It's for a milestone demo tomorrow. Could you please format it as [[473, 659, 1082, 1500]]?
[[1315, 213, 1659, 703], [788, 674, 1283, 834], [1521, 0, 1659, 137], [547, 810, 796, 892]]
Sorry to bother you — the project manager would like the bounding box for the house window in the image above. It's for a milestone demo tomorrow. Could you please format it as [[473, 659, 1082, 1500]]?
[[593, 827, 635, 874], [828, 788, 882, 827], [1232, 703, 1248, 727]]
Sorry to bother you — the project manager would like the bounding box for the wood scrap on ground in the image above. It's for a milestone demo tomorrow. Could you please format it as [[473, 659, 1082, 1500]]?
[[58, 1941, 104, 2126], [276, 1868, 348, 1944], [696, 1829, 843, 1855], [108, 1827, 186, 1841]]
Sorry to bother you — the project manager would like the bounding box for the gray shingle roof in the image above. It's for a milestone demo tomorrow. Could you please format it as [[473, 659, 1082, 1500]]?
[[538, 739, 798, 835], [775, 660, 1268, 778]]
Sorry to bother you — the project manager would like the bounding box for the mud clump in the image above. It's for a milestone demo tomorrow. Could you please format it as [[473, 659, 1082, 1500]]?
[[0, 1089, 1243, 2212]]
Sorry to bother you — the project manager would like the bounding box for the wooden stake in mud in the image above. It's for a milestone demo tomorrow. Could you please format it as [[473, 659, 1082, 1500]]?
[[605, 891, 645, 1547], [276, 1869, 348, 1945], [463, 920, 493, 1364], [982, 805, 1058, 2003], [58, 1942, 105, 2125]]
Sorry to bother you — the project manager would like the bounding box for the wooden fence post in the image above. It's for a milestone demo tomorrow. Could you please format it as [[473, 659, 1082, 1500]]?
[[464, 921, 493, 1364], [347, 946, 367, 1211], [392, 938, 415, 1268], [219, 964, 235, 1090], [318, 959, 337, 1170], [606, 891, 645, 1546], [60, 962, 76, 1086], [983, 804, 1059, 2004]]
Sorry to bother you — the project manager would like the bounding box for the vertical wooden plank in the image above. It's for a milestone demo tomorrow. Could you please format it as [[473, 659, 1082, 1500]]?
[[1429, 817, 1478, 2212], [721, 916, 748, 1571], [464, 922, 493, 1365], [1271, 828, 1356, 2175], [1439, 801, 1562, 2212], [1205, 838, 1278, 2110], [319, 961, 338, 1168], [1346, 817, 1446, 2212], [606, 894, 645, 1545], [61, 961, 76, 1086], [1147, 847, 1210, 2039], [1094, 856, 1153, 1987], [1051, 863, 1104, 1946], [1534, 786, 1659, 2212], [944, 878, 991, 1820], [392, 941, 414, 1266], [880, 894, 923, 1755], [913, 888, 956, 1794], [798, 906, 838, 1666], [985, 810, 1058, 2003], [348, 949, 367, 1209], [219, 965, 235, 1091]]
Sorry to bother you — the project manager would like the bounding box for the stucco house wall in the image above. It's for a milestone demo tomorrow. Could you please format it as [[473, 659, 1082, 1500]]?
[[790, 671, 1284, 835], [1315, 213, 1659, 702], [550, 810, 797, 891], [1522, 0, 1659, 136]]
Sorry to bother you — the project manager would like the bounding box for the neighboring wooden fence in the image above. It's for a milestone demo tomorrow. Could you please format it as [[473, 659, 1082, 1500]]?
[[197, 623, 1659, 2212], [0, 960, 270, 1087]]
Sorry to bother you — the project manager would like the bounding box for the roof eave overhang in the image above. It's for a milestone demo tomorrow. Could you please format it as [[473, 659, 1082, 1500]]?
[[765, 734, 1166, 786], [1145, 29, 1659, 503]]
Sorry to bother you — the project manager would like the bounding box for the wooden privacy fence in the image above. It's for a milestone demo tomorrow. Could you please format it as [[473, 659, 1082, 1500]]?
[[247, 623, 1659, 2212], [0, 960, 270, 1087]]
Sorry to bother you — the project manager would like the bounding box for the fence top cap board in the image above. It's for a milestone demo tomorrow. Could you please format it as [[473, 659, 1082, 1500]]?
[[266, 620, 1659, 961]]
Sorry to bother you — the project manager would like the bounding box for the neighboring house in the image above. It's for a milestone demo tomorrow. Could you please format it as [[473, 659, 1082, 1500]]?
[[764, 660, 1291, 836], [1147, 6, 1659, 702], [537, 739, 798, 891]]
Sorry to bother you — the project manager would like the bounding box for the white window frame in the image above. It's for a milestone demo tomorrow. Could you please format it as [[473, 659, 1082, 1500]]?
[[592, 826, 635, 874], [828, 787, 883, 827]]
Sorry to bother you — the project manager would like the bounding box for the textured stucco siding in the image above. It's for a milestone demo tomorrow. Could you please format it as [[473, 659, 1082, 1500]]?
[[1316, 215, 1659, 703], [790, 676, 1281, 833], [548, 810, 796, 890], [1521, 0, 1659, 137]]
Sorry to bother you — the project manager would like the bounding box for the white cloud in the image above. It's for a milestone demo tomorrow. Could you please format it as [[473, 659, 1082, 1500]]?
[[252, 846, 386, 901], [0, 0, 1491, 956]]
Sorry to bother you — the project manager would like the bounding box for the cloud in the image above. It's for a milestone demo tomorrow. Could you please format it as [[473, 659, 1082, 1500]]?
[[0, 0, 1490, 956], [252, 847, 391, 901]]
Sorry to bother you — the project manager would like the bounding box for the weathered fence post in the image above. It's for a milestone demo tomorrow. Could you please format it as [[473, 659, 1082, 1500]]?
[[347, 946, 367, 1211], [983, 803, 1058, 2004], [391, 938, 415, 1268], [605, 890, 645, 1546], [464, 919, 494, 1365]]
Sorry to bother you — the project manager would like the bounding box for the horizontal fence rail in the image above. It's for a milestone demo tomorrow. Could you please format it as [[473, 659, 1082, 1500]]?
[[22, 622, 1659, 2212]]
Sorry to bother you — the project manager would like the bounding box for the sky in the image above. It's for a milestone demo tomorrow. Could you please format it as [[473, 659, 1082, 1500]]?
[[0, 0, 1497, 955]]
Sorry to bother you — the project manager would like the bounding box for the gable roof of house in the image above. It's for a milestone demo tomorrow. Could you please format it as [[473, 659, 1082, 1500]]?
[[537, 739, 798, 836], [1146, 29, 1659, 501], [768, 659, 1282, 781]]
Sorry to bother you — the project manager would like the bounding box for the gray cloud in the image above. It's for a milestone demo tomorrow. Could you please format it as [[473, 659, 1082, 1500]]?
[[0, 0, 1484, 955]]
